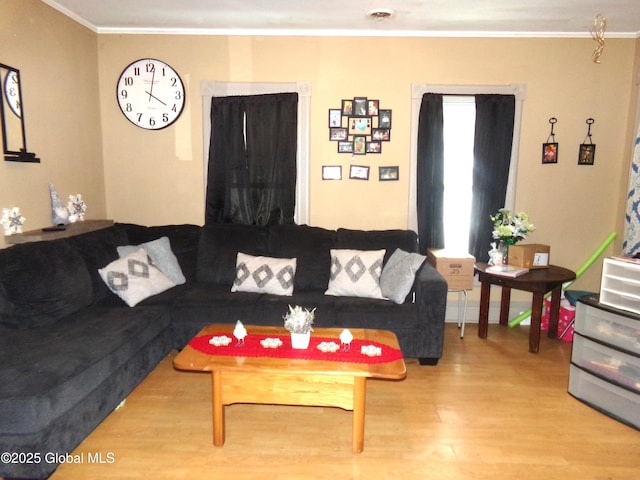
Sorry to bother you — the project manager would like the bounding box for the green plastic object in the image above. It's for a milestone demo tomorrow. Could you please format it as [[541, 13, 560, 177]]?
[[507, 232, 617, 328]]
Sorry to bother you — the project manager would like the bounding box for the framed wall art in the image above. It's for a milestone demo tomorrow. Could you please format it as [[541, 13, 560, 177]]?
[[328, 96, 393, 155], [322, 165, 342, 180], [350, 165, 370, 180], [379, 166, 399, 181]]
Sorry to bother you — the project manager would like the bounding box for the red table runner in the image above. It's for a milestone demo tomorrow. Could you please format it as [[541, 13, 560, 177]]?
[[188, 333, 403, 365]]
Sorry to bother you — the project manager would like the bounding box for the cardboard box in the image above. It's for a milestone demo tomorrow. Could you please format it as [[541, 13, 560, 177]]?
[[508, 243, 550, 269], [426, 249, 475, 290]]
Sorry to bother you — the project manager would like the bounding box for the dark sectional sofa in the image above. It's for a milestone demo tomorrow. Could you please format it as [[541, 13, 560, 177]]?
[[0, 222, 447, 479]]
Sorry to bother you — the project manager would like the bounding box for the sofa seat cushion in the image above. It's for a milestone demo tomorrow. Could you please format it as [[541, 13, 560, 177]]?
[[0, 306, 170, 435], [0, 239, 93, 328]]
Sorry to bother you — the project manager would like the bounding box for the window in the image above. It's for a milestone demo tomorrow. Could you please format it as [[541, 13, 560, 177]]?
[[201, 81, 311, 224], [409, 83, 526, 258], [442, 96, 475, 252]]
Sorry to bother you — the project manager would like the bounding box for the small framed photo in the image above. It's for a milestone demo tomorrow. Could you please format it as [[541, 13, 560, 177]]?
[[578, 144, 596, 165], [329, 127, 348, 141], [341, 99, 353, 116], [350, 165, 370, 180], [542, 142, 558, 164], [353, 136, 367, 155], [379, 166, 399, 181], [366, 141, 382, 153], [338, 141, 353, 154], [372, 128, 391, 141], [328, 109, 342, 127], [353, 97, 368, 116], [367, 99, 379, 116], [322, 165, 342, 180], [378, 109, 392, 128], [348, 117, 372, 136]]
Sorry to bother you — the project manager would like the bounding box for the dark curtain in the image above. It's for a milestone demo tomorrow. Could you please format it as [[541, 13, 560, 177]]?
[[416, 93, 445, 253], [468, 94, 515, 261], [205, 93, 298, 226]]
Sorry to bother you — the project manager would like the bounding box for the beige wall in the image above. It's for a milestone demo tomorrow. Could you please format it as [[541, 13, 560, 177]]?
[[2, 1, 640, 294], [0, 0, 106, 248]]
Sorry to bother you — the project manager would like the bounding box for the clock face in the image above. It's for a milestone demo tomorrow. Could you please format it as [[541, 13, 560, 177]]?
[[4, 70, 21, 118], [116, 58, 185, 130]]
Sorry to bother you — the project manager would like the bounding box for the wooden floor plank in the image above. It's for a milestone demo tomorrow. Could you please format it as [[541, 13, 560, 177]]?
[[46, 323, 640, 480]]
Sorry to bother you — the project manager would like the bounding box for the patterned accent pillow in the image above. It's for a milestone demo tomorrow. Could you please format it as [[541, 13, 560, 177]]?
[[380, 248, 426, 304], [325, 249, 385, 299], [231, 252, 297, 296], [117, 236, 186, 285], [98, 248, 176, 307]]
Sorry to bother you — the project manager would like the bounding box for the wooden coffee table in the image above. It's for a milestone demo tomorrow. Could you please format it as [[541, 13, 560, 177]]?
[[173, 324, 406, 453]]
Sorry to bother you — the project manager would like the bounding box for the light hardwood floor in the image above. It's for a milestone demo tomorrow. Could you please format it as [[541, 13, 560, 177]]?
[[50, 323, 639, 480]]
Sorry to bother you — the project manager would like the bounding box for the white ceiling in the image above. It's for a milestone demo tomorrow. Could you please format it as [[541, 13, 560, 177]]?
[[41, 0, 640, 37]]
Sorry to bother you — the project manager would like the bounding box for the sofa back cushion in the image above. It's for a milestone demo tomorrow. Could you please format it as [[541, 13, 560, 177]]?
[[66, 226, 130, 303], [197, 224, 269, 285], [117, 223, 201, 282], [336, 228, 419, 265], [0, 239, 93, 328], [268, 224, 336, 291]]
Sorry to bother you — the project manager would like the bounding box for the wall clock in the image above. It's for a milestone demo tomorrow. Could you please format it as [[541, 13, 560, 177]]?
[[116, 58, 185, 130]]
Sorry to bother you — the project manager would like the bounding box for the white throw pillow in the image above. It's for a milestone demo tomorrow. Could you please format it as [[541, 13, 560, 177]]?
[[117, 236, 186, 285], [380, 248, 426, 304], [231, 252, 296, 296], [98, 248, 176, 307], [325, 249, 385, 299]]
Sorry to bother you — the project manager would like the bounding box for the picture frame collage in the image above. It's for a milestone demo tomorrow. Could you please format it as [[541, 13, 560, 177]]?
[[326, 96, 397, 181]]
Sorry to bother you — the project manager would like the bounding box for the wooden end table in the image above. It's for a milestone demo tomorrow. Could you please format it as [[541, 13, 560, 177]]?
[[173, 324, 406, 453], [475, 263, 576, 353]]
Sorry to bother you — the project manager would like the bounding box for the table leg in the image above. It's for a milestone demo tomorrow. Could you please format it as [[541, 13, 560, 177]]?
[[499, 287, 511, 326], [547, 286, 562, 339], [352, 377, 366, 453], [212, 371, 225, 446], [478, 279, 490, 338], [529, 293, 544, 353]]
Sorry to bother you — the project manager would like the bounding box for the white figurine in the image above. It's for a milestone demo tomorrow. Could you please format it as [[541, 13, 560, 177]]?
[[340, 328, 353, 351], [233, 320, 247, 346]]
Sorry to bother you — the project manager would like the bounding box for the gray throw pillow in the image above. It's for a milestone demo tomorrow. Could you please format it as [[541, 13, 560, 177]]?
[[380, 248, 426, 304], [118, 236, 186, 285]]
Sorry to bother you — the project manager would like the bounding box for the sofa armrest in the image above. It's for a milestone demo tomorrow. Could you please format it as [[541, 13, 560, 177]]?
[[413, 261, 448, 364]]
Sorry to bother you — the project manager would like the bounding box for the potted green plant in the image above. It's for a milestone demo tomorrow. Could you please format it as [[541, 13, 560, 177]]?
[[283, 305, 315, 349]]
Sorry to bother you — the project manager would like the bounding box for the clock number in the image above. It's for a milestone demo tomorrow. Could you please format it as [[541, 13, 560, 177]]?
[[123, 77, 134, 86], [174, 91, 183, 101], [133, 67, 140, 76], [149, 117, 156, 127], [162, 113, 169, 123], [120, 89, 128, 99], [146, 63, 155, 73], [125, 103, 132, 113]]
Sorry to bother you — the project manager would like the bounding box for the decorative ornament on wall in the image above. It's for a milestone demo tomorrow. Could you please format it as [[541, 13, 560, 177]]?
[[67, 194, 87, 222], [591, 14, 607, 64], [1, 207, 25, 235], [542, 117, 558, 164], [578, 118, 596, 165], [329, 97, 392, 155]]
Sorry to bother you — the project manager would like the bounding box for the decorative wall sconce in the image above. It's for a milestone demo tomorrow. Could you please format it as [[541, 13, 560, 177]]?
[[542, 117, 558, 164], [578, 118, 596, 165]]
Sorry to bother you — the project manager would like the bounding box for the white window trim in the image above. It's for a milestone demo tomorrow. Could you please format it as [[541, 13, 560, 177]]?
[[408, 83, 526, 233], [200, 81, 311, 225]]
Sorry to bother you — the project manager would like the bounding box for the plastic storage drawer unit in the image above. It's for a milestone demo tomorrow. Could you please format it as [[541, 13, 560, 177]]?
[[568, 364, 640, 430], [600, 257, 640, 315], [571, 333, 640, 393], [574, 301, 640, 355]]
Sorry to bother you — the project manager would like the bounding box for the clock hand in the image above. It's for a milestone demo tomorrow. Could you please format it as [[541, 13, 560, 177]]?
[[144, 91, 167, 106], [147, 67, 156, 102]]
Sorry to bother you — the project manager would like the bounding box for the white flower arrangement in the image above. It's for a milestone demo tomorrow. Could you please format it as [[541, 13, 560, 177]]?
[[283, 305, 315, 334], [490, 208, 535, 245]]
